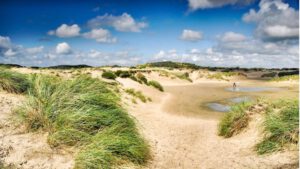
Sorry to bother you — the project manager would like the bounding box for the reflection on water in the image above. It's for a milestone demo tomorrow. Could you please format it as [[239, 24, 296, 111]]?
[[226, 87, 281, 92], [206, 103, 231, 112]]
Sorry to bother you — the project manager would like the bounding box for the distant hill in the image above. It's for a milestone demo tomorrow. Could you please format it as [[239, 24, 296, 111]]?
[[47, 64, 92, 69], [139, 61, 201, 69], [0, 63, 23, 68]]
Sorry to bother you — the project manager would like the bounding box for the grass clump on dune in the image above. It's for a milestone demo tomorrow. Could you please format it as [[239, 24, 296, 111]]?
[[175, 72, 192, 82], [16, 74, 150, 168], [218, 101, 253, 138], [270, 75, 299, 82], [256, 100, 299, 154], [102, 71, 117, 80], [148, 80, 164, 92], [0, 69, 30, 94], [125, 88, 150, 103]]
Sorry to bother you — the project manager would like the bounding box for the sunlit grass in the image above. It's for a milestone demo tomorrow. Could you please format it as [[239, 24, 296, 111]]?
[[15, 74, 150, 168]]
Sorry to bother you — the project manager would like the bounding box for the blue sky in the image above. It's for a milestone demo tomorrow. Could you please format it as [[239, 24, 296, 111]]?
[[0, 0, 299, 67]]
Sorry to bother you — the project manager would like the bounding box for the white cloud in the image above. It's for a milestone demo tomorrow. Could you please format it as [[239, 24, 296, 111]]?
[[83, 28, 117, 43], [26, 46, 44, 54], [180, 29, 202, 41], [221, 32, 247, 42], [188, 0, 255, 10], [0, 36, 11, 49], [87, 13, 147, 32], [56, 42, 71, 54], [48, 24, 81, 38], [243, 0, 299, 40], [4, 49, 17, 57]]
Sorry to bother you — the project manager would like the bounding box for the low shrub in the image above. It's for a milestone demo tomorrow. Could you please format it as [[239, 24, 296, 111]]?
[[136, 73, 148, 84], [115, 70, 132, 78], [148, 80, 164, 92], [102, 71, 117, 80], [176, 72, 192, 82]]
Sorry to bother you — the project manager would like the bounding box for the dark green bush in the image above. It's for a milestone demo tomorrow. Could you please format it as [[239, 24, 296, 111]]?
[[102, 71, 117, 80]]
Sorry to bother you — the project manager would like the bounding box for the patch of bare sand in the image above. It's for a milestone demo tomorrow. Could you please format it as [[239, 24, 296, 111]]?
[[119, 77, 298, 169], [0, 92, 74, 169]]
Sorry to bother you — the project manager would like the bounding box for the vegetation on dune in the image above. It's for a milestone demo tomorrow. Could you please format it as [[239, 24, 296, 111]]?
[[256, 100, 299, 154], [207, 72, 238, 81], [125, 88, 151, 103], [175, 72, 192, 82], [135, 73, 148, 84], [278, 70, 299, 77], [261, 72, 277, 78], [218, 101, 253, 138], [148, 80, 164, 92], [15, 74, 150, 168], [219, 99, 299, 155], [141, 61, 201, 69], [115, 70, 132, 78], [270, 75, 299, 82], [0, 69, 30, 94], [102, 71, 117, 80]]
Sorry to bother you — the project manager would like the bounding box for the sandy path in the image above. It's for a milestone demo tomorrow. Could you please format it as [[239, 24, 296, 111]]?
[[0, 92, 74, 169], [119, 78, 298, 169]]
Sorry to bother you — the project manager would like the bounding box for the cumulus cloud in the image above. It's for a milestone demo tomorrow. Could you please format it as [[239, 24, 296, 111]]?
[[56, 42, 72, 54], [220, 32, 247, 42], [0, 36, 11, 49], [180, 29, 202, 41], [243, 0, 299, 40], [87, 13, 147, 32], [48, 24, 81, 38], [83, 28, 117, 43], [188, 0, 256, 10], [4, 49, 17, 57]]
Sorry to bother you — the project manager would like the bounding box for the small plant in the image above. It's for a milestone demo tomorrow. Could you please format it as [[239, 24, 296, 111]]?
[[136, 73, 148, 84], [176, 72, 192, 82], [102, 71, 117, 80], [125, 88, 149, 103], [218, 102, 253, 137], [0, 69, 30, 94], [148, 80, 164, 92], [115, 70, 132, 78]]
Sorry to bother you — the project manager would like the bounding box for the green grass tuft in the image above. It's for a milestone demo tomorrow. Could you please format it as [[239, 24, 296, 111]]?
[[218, 102, 253, 138], [175, 72, 192, 82], [125, 88, 149, 103], [102, 71, 117, 80], [0, 69, 30, 94], [16, 74, 150, 168], [256, 100, 299, 154], [148, 80, 164, 92]]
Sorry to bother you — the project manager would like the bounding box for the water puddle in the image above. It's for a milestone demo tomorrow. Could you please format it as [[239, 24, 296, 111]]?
[[227, 96, 251, 103], [206, 103, 231, 112], [226, 87, 281, 92]]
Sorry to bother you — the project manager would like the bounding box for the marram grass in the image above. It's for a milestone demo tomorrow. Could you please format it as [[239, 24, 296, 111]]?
[[0, 69, 30, 94], [256, 100, 298, 154], [218, 101, 253, 138], [16, 74, 150, 168]]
